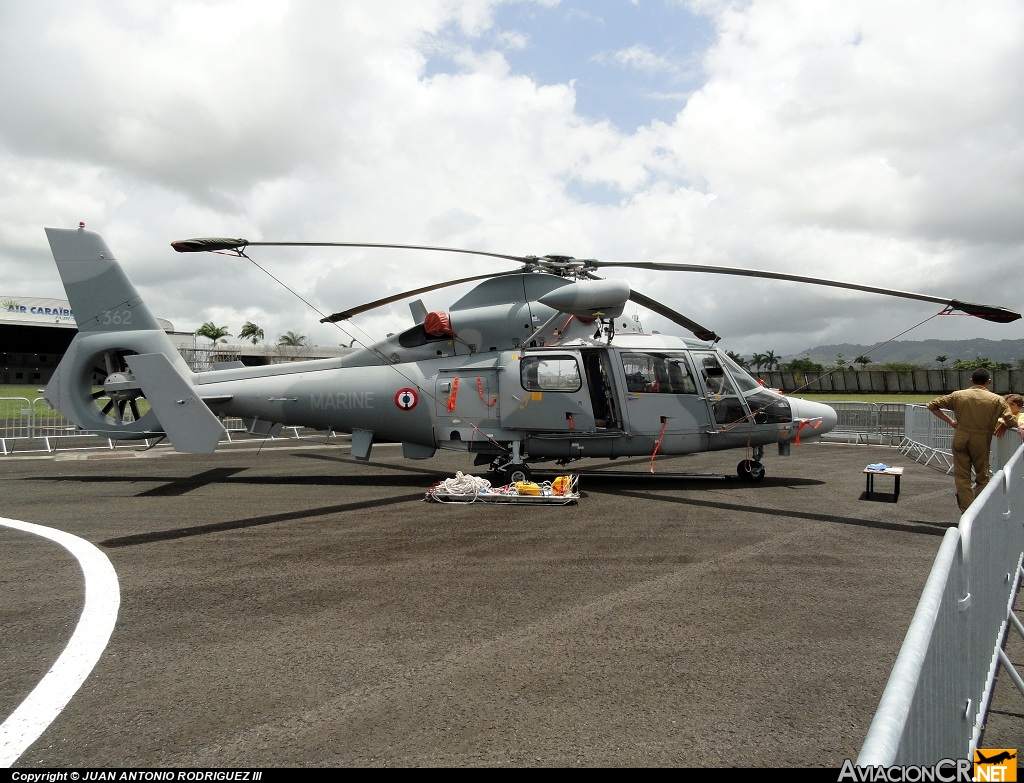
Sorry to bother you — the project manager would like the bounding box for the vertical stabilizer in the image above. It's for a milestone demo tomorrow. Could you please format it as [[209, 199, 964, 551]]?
[[44, 226, 163, 332]]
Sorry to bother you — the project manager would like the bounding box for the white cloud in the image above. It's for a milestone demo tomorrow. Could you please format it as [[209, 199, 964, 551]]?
[[0, 0, 1021, 358], [606, 44, 680, 75]]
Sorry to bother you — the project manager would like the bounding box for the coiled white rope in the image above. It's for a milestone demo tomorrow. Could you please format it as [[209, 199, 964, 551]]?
[[433, 471, 492, 496]]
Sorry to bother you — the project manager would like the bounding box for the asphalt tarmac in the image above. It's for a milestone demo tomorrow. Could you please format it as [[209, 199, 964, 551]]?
[[0, 435, 988, 767]]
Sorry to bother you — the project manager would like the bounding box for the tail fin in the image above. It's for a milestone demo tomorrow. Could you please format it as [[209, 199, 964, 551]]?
[[43, 226, 223, 452], [45, 226, 163, 332]]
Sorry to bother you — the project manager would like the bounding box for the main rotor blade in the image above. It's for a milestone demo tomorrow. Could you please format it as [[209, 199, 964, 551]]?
[[320, 270, 526, 322], [627, 290, 720, 343], [586, 260, 1021, 323], [172, 238, 533, 265]]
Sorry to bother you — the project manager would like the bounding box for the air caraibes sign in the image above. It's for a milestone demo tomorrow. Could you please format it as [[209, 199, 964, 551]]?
[[1, 297, 76, 326]]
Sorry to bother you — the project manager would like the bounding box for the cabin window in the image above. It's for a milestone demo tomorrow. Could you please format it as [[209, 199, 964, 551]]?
[[620, 352, 697, 394], [520, 355, 582, 392]]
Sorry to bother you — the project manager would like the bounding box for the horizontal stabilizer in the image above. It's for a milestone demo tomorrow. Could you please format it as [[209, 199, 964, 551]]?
[[125, 353, 225, 453]]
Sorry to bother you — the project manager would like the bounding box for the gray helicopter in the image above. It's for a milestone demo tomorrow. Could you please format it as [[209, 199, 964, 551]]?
[[42, 226, 1020, 482]]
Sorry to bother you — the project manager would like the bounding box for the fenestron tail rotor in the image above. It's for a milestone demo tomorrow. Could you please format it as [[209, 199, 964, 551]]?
[[90, 349, 146, 425]]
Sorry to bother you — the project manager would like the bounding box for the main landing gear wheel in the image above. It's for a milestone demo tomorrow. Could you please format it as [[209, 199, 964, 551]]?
[[737, 459, 765, 482], [493, 462, 532, 484]]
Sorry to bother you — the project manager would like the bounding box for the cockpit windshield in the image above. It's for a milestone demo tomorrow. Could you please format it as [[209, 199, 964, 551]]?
[[716, 352, 792, 423], [718, 351, 763, 394], [704, 350, 792, 424]]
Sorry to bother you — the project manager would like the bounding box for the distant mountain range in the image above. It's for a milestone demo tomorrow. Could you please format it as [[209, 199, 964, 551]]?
[[787, 339, 1024, 367]]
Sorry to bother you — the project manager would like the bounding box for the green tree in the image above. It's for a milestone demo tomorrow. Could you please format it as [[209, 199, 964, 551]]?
[[950, 356, 1010, 371], [750, 352, 766, 371], [853, 355, 871, 369], [935, 355, 948, 368], [239, 321, 265, 345], [763, 350, 779, 371], [278, 331, 308, 347], [781, 357, 824, 372], [834, 353, 847, 369], [876, 362, 919, 372], [196, 321, 231, 343]]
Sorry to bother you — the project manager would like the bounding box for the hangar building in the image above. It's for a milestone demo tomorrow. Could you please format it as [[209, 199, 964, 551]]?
[[2, 295, 352, 386], [1, 295, 183, 385]]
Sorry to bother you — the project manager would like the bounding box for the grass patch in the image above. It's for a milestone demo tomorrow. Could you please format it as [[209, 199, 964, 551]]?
[[795, 392, 935, 404], [0, 386, 45, 417], [0, 384, 150, 421]]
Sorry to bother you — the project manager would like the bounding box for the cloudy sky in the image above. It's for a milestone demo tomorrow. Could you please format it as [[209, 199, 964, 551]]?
[[2, 0, 1022, 358]]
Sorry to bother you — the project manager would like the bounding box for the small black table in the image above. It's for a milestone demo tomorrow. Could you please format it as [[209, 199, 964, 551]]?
[[864, 466, 904, 502]]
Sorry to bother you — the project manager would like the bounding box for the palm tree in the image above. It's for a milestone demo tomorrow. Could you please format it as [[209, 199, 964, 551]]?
[[278, 331, 308, 347], [936, 355, 948, 368], [239, 321, 265, 345], [751, 352, 766, 372], [196, 321, 231, 343], [853, 355, 871, 369], [763, 350, 779, 371]]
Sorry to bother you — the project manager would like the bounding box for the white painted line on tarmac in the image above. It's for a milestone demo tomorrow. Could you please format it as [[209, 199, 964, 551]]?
[[0, 517, 120, 767]]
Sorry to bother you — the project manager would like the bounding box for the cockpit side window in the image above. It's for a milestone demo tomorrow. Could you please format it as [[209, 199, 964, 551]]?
[[695, 352, 748, 425], [699, 355, 738, 398]]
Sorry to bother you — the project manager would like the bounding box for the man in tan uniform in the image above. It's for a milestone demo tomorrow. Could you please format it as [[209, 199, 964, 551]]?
[[928, 368, 1014, 512]]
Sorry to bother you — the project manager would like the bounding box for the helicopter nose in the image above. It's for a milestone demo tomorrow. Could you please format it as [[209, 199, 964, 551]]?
[[788, 397, 838, 435]]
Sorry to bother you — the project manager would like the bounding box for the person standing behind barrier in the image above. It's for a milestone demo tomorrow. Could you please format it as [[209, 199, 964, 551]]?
[[927, 368, 1014, 512], [1007, 393, 1024, 436]]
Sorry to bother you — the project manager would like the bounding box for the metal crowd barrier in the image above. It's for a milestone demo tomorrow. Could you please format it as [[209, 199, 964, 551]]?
[[0, 396, 32, 454], [898, 404, 955, 473], [858, 436, 1024, 765], [816, 401, 907, 445], [1, 399, 317, 454]]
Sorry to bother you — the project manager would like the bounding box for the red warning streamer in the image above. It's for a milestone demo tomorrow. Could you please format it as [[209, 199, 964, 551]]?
[[650, 417, 669, 473], [477, 376, 497, 408], [446, 376, 460, 412], [795, 418, 822, 445]]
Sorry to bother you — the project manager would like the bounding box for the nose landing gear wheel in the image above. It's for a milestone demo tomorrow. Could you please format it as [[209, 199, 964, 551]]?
[[737, 459, 765, 482]]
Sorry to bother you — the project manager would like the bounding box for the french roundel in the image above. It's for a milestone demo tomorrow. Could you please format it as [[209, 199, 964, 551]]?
[[395, 388, 418, 410]]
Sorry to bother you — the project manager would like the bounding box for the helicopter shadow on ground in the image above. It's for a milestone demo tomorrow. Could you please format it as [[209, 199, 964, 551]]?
[[28, 457, 446, 497], [99, 491, 425, 549], [546, 471, 825, 489], [25, 459, 446, 549], [597, 486, 947, 538]]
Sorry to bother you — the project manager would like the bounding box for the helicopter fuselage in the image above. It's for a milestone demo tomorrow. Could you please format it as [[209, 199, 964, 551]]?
[[191, 332, 836, 465]]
